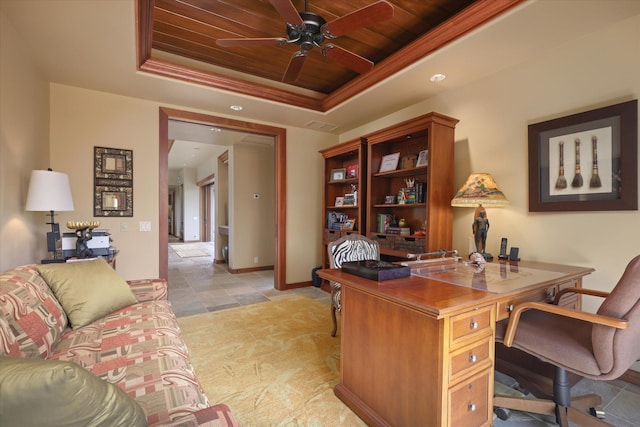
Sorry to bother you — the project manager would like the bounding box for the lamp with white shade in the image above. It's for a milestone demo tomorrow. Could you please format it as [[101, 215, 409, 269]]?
[[451, 173, 509, 260], [25, 169, 74, 263]]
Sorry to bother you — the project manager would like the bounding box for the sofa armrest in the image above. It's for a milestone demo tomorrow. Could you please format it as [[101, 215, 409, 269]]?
[[127, 278, 167, 302], [157, 405, 239, 427]]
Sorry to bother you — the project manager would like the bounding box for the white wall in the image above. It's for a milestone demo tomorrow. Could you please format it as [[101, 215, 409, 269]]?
[[197, 151, 222, 182], [181, 168, 200, 242], [340, 12, 640, 312], [230, 143, 275, 269], [0, 9, 51, 271]]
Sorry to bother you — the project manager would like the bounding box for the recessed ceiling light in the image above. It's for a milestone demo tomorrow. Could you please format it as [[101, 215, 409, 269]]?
[[430, 73, 446, 82], [230, 105, 243, 111]]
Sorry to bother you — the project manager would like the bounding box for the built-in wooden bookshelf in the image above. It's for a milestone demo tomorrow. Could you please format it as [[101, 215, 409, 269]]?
[[320, 112, 458, 269], [319, 138, 367, 277], [363, 112, 459, 258]]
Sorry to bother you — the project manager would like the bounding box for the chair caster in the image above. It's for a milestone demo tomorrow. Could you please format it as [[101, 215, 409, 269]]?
[[589, 407, 606, 419], [494, 407, 511, 421]]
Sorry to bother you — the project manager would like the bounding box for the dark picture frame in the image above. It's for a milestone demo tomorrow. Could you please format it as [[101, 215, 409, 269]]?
[[330, 168, 346, 182], [528, 100, 637, 212], [341, 218, 356, 231], [94, 146, 133, 217]]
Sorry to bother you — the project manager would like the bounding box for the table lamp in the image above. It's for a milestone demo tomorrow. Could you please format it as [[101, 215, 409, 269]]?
[[451, 173, 509, 261], [25, 169, 75, 263]]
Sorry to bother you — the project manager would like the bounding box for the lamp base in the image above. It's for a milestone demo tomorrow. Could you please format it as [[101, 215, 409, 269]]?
[[480, 252, 494, 261]]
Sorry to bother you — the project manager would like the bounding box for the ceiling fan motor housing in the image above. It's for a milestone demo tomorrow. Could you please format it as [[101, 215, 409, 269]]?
[[286, 11, 327, 51]]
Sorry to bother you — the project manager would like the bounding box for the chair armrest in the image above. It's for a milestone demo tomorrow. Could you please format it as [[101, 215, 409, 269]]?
[[126, 278, 167, 302], [503, 301, 628, 347], [553, 287, 610, 305], [157, 405, 239, 426]]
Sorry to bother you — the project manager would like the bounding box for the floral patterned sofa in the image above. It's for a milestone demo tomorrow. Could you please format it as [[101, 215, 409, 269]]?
[[0, 260, 238, 427]]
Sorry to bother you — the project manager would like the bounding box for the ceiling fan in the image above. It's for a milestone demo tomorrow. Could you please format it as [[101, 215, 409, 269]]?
[[216, 0, 394, 83]]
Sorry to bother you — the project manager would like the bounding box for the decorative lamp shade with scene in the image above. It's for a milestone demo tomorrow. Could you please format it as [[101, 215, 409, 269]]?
[[451, 173, 509, 261]]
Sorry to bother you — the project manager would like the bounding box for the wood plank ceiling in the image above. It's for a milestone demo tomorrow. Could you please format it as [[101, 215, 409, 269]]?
[[136, 0, 523, 111]]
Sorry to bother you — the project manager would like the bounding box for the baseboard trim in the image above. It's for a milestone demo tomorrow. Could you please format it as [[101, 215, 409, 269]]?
[[227, 265, 274, 274], [280, 280, 314, 290]]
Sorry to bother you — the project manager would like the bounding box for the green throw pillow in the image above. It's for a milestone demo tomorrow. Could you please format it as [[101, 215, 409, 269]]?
[[0, 356, 147, 427], [37, 258, 137, 329]]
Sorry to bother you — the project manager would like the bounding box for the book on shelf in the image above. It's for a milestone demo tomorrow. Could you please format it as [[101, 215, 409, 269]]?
[[377, 213, 394, 233], [405, 188, 417, 204], [328, 211, 348, 229], [386, 227, 410, 236], [415, 181, 425, 203]]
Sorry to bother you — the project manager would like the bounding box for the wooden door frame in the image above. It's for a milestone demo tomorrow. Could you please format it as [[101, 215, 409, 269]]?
[[159, 107, 286, 289]]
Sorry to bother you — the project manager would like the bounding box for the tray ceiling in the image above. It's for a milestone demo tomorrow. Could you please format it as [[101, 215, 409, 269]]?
[[136, 0, 522, 111]]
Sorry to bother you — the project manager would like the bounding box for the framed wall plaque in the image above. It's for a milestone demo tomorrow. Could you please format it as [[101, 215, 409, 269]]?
[[528, 100, 637, 212], [94, 146, 133, 216]]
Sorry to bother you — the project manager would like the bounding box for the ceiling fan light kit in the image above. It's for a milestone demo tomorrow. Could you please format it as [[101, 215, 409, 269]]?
[[216, 0, 394, 83]]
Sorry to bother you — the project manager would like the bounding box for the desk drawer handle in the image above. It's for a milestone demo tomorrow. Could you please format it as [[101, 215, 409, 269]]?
[[469, 354, 477, 363], [507, 304, 514, 312], [468, 403, 477, 412], [470, 321, 479, 330]]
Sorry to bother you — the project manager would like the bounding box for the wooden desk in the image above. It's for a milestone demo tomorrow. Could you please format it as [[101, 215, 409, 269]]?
[[318, 260, 593, 427]]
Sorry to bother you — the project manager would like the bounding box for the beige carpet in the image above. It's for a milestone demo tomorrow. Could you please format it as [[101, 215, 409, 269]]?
[[170, 243, 210, 258], [178, 295, 366, 427]]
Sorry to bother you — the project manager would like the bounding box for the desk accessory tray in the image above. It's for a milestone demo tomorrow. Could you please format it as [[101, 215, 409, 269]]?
[[341, 260, 410, 281]]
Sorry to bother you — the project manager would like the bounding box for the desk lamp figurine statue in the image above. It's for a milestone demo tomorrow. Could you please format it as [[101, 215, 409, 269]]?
[[451, 173, 509, 261], [67, 221, 100, 259], [472, 207, 490, 256]]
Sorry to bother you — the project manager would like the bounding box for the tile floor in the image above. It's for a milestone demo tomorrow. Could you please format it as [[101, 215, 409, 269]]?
[[167, 241, 330, 317], [167, 241, 640, 426]]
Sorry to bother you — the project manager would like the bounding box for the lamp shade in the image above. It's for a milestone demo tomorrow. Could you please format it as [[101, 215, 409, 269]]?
[[451, 173, 509, 207], [25, 169, 74, 212]]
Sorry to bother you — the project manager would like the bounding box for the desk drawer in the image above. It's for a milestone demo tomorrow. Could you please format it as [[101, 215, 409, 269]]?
[[497, 286, 556, 321], [450, 305, 493, 347], [449, 336, 493, 383], [448, 369, 491, 427]]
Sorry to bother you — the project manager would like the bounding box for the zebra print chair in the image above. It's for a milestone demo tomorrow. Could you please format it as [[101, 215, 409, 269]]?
[[328, 234, 380, 337]]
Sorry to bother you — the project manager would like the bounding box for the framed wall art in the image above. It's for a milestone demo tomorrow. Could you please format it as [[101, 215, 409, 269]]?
[[94, 146, 133, 217], [528, 100, 637, 212]]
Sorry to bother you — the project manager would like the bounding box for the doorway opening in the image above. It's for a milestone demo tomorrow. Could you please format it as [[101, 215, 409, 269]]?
[[159, 107, 287, 289]]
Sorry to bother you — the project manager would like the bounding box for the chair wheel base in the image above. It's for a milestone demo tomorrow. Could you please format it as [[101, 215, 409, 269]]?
[[495, 407, 511, 420]]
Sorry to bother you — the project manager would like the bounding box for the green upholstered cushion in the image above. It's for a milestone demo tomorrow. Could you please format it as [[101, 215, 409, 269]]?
[[36, 258, 137, 329], [0, 356, 147, 427]]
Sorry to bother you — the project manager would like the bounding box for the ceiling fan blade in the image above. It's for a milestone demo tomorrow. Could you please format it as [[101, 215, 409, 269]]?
[[269, 0, 304, 26], [217, 37, 288, 47], [282, 51, 307, 82], [323, 44, 373, 74], [322, 1, 394, 39]]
